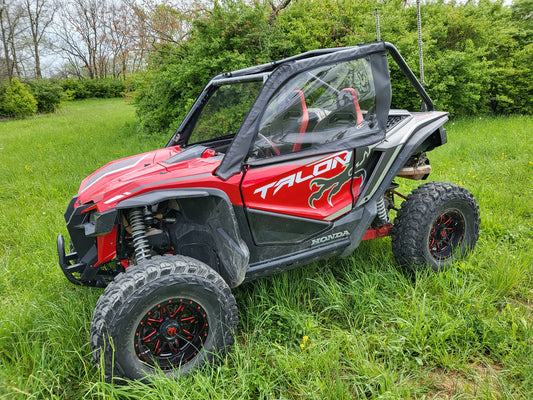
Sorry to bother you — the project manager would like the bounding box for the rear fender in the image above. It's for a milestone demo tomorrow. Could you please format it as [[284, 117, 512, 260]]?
[[339, 115, 448, 256], [117, 188, 250, 288], [356, 114, 448, 207]]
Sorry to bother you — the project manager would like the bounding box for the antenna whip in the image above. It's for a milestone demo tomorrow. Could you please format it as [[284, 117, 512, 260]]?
[[375, 8, 381, 41], [416, 0, 424, 87]]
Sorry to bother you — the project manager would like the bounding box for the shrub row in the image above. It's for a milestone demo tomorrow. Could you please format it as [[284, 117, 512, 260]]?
[[133, 0, 532, 137], [0, 78, 126, 118], [59, 78, 126, 100]]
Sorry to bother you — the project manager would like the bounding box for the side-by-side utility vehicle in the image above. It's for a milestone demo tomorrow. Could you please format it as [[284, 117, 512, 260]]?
[[57, 42, 480, 381]]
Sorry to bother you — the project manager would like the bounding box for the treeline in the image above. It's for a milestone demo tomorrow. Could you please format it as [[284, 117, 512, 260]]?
[[1, 0, 194, 119], [0, 78, 125, 118], [133, 0, 532, 137], [0, 0, 205, 119], [0, 0, 198, 81]]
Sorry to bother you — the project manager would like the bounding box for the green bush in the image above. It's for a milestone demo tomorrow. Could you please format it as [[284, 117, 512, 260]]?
[[425, 46, 490, 116], [59, 78, 125, 99], [102, 78, 127, 98], [60, 78, 90, 99], [81, 78, 125, 98], [0, 78, 38, 117], [26, 79, 65, 113], [488, 42, 533, 115]]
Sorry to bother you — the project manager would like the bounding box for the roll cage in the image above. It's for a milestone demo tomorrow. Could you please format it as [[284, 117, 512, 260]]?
[[166, 42, 433, 180]]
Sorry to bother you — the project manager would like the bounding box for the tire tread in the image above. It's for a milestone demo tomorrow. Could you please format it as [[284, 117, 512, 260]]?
[[391, 182, 480, 271], [90, 255, 238, 381]]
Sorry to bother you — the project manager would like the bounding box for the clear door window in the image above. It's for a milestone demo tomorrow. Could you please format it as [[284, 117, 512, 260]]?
[[249, 57, 376, 159]]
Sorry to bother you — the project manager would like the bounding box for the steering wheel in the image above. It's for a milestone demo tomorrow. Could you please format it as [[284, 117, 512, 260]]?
[[252, 133, 281, 158]]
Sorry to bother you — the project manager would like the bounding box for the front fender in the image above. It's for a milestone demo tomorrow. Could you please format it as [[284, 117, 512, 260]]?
[[117, 188, 250, 288]]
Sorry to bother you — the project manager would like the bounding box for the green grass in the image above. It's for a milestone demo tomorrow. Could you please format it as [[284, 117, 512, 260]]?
[[0, 100, 531, 399]]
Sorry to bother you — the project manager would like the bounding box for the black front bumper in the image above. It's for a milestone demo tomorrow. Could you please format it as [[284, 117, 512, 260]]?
[[57, 196, 104, 287], [57, 233, 86, 285]]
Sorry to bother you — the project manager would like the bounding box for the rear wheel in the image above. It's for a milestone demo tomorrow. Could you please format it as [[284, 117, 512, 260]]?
[[90, 255, 238, 381], [391, 182, 480, 271]]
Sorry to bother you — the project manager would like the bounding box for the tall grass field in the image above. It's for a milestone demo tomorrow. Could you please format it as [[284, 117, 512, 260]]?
[[0, 99, 531, 399]]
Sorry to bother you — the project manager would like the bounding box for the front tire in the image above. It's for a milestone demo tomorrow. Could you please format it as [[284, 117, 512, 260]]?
[[90, 255, 238, 381], [391, 182, 480, 271]]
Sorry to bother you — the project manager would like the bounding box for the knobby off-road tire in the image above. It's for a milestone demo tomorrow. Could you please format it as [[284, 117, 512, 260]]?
[[90, 255, 238, 382], [391, 182, 480, 272]]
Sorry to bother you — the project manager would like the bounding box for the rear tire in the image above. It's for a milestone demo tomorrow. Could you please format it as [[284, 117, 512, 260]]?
[[391, 182, 480, 271], [90, 255, 238, 381]]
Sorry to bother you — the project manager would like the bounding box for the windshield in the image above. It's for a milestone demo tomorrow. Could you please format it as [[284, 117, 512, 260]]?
[[188, 80, 264, 145]]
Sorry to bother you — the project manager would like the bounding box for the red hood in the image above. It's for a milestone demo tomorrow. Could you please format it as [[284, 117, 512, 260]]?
[[77, 146, 222, 210]]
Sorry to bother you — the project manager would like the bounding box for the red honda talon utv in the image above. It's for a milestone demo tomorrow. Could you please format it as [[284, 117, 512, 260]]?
[[57, 42, 480, 381]]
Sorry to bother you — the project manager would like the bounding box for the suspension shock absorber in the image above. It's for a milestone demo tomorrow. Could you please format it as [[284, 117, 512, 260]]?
[[376, 197, 390, 225], [128, 208, 151, 262]]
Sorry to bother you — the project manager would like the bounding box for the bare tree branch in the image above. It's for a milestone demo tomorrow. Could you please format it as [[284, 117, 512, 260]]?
[[268, 0, 292, 26]]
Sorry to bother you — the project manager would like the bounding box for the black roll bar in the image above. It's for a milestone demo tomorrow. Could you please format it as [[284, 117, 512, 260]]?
[[384, 42, 434, 111]]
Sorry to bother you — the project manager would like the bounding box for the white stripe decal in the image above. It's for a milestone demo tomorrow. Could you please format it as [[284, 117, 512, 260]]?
[[324, 204, 352, 221], [81, 154, 150, 193], [104, 194, 125, 204]]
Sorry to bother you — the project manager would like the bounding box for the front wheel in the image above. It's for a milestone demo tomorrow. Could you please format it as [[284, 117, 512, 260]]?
[[90, 255, 238, 381], [391, 182, 480, 271]]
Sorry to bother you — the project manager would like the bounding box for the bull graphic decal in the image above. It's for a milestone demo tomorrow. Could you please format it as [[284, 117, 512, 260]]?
[[308, 163, 353, 208], [308, 145, 375, 209]]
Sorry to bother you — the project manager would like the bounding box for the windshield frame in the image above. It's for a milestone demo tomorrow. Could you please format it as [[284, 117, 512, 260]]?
[[166, 73, 268, 148]]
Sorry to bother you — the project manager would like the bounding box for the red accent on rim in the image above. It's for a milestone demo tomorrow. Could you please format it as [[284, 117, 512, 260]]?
[[134, 297, 208, 370], [428, 209, 465, 260]]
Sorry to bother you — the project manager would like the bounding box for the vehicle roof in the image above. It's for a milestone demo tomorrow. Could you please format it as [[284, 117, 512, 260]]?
[[213, 43, 379, 80]]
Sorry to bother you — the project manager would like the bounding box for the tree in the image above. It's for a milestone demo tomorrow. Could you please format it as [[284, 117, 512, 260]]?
[[106, 2, 134, 78], [268, 0, 291, 25], [24, 0, 58, 78], [125, 0, 198, 56], [0, 0, 25, 80], [54, 0, 109, 78]]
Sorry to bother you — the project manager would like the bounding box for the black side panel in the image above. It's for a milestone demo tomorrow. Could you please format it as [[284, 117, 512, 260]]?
[[244, 239, 350, 281], [237, 203, 374, 279], [247, 208, 330, 245]]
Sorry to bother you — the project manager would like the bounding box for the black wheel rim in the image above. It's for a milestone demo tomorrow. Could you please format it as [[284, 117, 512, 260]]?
[[428, 209, 466, 261], [135, 298, 209, 370]]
